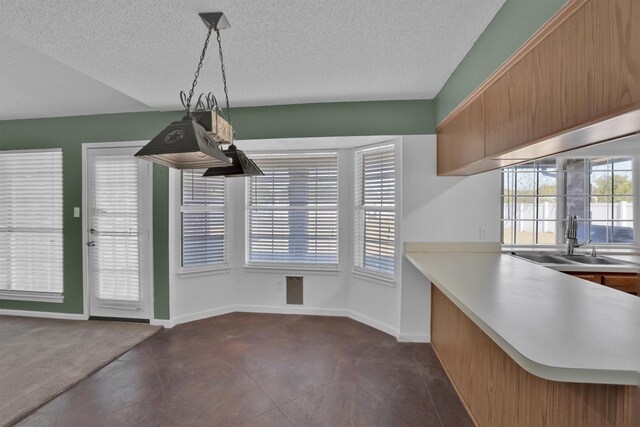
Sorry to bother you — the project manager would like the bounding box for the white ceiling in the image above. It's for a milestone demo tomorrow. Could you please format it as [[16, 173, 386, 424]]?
[[0, 0, 505, 120]]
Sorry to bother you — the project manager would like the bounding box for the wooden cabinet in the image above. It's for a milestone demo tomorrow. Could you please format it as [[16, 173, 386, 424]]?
[[484, 0, 640, 158], [565, 271, 639, 295], [436, 0, 640, 175], [601, 274, 640, 295], [436, 95, 484, 175], [431, 285, 637, 426]]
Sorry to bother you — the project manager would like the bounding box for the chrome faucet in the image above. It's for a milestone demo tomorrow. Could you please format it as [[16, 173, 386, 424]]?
[[565, 215, 590, 255]]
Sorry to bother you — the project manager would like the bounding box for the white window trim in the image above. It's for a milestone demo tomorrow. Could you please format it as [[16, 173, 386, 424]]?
[[352, 141, 401, 284], [244, 150, 340, 268], [0, 148, 64, 300], [179, 171, 228, 275], [243, 264, 340, 274], [0, 290, 64, 303], [501, 156, 640, 250], [352, 267, 397, 287], [179, 265, 230, 278]]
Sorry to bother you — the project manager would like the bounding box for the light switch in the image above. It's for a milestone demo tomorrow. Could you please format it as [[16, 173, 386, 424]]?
[[74, 207, 80, 218]]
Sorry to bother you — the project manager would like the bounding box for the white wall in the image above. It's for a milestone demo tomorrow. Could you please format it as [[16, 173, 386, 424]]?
[[168, 148, 356, 326], [398, 135, 500, 340], [167, 135, 501, 340], [168, 169, 236, 324]]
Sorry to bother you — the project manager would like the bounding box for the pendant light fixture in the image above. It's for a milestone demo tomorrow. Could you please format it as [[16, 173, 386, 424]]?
[[135, 13, 233, 169], [202, 144, 263, 177], [200, 14, 263, 178]]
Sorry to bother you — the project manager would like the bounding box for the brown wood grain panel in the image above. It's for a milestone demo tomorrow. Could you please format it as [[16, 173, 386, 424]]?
[[564, 272, 639, 295], [431, 285, 637, 427], [568, 273, 602, 284], [436, 94, 484, 175], [436, 0, 588, 131], [601, 273, 639, 295], [484, 0, 640, 158]]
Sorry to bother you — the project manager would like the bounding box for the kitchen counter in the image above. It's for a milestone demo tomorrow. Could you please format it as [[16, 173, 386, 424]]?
[[405, 242, 640, 386]]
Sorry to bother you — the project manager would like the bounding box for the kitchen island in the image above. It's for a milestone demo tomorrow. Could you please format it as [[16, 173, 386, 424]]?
[[405, 242, 639, 427]]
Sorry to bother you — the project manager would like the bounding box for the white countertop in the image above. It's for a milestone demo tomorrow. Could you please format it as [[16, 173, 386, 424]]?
[[405, 243, 640, 385]]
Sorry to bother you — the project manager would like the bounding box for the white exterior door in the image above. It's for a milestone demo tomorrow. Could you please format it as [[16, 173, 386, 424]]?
[[85, 145, 152, 319]]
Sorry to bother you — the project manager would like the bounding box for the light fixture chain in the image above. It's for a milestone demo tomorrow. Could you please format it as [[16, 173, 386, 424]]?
[[215, 28, 232, 127], [185, 24, 214, 115]]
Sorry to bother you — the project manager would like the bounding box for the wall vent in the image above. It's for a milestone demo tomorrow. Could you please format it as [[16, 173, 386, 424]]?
[[286, 276, 303, 305]]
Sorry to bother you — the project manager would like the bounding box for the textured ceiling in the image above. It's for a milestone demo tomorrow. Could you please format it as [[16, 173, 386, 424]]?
[[0, 33, 152, 120], [0, 0, 505, 120]]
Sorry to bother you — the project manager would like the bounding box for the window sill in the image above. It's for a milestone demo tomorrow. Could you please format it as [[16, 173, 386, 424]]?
[[352, 269, 396, 287], [0, 290, 64, 303], [179, 265, 231, 278], [244, 264, 340, 275]]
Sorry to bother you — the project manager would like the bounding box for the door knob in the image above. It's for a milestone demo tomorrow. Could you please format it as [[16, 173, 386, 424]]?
[[87, 241, 95, 247], [90, 228, 96, 234]]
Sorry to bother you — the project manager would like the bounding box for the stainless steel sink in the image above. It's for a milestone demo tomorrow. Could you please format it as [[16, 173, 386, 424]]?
[[558, 255, 629, 265], [511, 252, 578, 264], [511, 252, 633, 266]]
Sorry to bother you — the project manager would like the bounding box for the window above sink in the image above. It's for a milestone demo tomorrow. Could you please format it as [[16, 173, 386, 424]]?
[[501, 156, 637, 248]]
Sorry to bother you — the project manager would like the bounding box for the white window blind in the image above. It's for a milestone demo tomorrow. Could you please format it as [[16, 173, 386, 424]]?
[[247, 152, 338, 265], [355, 145, 396, 277], [181, 169, 227, 269], [0, 149, 63, 294], [92, 155, 141, 303]]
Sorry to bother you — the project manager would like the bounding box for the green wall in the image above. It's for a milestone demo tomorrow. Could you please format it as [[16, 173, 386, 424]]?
[[0, 111, 180, 318], [434, 0, 566, 124], [0, 100, 434, 319]]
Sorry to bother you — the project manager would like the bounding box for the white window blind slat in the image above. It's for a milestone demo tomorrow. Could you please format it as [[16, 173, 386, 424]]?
[[181, 170, 227, 269], [355, 145, 396, 277], [247, 152, 339, 265], [91, 155, 141, 304], [0, 150, 63, 294]]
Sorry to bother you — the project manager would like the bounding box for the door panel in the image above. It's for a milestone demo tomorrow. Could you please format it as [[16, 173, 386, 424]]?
[[86, 146, 152, 319]]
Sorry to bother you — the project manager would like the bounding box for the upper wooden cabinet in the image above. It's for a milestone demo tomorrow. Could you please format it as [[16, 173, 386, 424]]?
[[437, 0, 640, 176], [437, 94, 484, 175]]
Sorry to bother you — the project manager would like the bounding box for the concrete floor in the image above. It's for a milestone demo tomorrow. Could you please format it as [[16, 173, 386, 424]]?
[[18, 313, 472, 427]]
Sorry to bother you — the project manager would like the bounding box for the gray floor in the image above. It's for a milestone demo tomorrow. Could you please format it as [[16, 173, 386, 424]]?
[[0, 316, 160, 426], [18, 313, 472, 427]]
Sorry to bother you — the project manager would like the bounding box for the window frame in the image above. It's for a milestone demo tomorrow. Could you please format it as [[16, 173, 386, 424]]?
[[353, 142, 399, 283], [501, 156, 639, 249], [0, 148, 64, 302], [501, 158, 562, 247], [244, 150, 340, 270], [179, 169, 229, 275]]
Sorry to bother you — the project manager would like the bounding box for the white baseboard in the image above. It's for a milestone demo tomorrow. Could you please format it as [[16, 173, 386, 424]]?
[[165, 305, 401, 339], [150, 319, 174, 328], [235, 304, 348, 317], [0, 309, 88, 321], [0, 306, 421, 344], [397, 332, 430, 343], [169, 305, 236, 327], [347, 310, 399, 338]]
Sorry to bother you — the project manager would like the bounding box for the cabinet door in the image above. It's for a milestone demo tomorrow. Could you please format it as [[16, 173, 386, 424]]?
[[436, 94, 484, 175], [570, 274, 601, 284], [601, 274, 639, 295], [484, 0, 640, 158]]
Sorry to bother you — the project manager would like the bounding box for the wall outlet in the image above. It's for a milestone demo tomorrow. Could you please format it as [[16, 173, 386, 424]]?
[[276, 280, 283, 291], [479, 227, 487, 241], [73, 207, 80, 218]]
